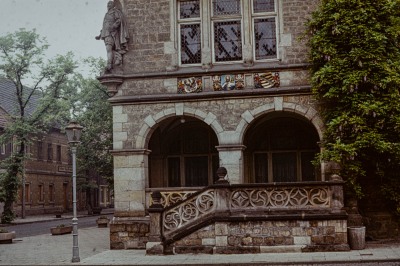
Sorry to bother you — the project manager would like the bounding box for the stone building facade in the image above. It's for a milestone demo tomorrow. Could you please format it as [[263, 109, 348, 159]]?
[[100, 0, 353, 253]]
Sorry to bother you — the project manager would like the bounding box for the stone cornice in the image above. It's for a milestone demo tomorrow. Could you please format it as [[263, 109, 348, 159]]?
[[216, 145, 247, 151], [98, 62, 309, 81], [108, 85, 312, 105], [110, 149, 152, 156]]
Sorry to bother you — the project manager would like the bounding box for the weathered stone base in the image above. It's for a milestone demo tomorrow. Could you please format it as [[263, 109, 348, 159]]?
[[146, 242, 164, 255], [110, 216, 149, 249], [162, 219, 349, 254]]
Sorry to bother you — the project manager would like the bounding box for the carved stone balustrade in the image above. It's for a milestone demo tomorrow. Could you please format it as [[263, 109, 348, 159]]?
[[152, 180, 346, 245], [146, 188, 199, 209]]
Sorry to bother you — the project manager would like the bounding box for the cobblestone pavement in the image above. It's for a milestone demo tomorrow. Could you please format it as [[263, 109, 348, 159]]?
[[0, 226, 399, 266], [1, 211, 399, 266], [0, 227, 109, 265]]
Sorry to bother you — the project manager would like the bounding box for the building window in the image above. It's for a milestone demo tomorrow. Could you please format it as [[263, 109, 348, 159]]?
[[49, 184, 54, 202], [8, 142, 13, 154], [177, 0, 278, 65], [245, 117, 320, 183], [38, 184, 44, 202], [25, 183, 31, 203], [0, 143, 5, 155], [149, 119, 219, 188], [67, 150, 72, 165], [253, 0, 277, 60], [212, 0, 242, 62], [37, 141, 43, 160], [47, 143, 53, 161], [20, 183, 31, 203], [100, 185, 110, 206], [56, 145, 62, 162], [179, 1, 201, 64]]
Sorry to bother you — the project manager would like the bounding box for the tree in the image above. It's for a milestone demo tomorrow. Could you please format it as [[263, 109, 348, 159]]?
[[307, 0, 400, 214], [0, 29, 77, 223], [72, 58, 113, 212]]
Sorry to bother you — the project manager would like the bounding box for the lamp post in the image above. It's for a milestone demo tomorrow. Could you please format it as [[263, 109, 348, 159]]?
[[65, 121, 83, 263]]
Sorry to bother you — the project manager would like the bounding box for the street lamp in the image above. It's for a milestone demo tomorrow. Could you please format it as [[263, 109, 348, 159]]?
[[65, 121, 83, 263]]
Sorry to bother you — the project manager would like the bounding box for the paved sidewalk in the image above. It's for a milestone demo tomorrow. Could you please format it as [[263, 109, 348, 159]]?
[[80, 242, 400, 266], [10, 208, 115, 224], [0, 226, 399, 266], [1, 211, 399, 265]]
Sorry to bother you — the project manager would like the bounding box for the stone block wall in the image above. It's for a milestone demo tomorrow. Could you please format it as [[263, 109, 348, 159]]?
[[281, 0, 319, 64], [120, 0, 319, 74], [112, 94, 320, 151], [110, 217, 150, 249], [169, 220, 349, 254], [123, 0, 171, 73]]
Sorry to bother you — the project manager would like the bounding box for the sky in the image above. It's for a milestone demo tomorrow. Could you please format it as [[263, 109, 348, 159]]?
[[0, 0, 110, 81]]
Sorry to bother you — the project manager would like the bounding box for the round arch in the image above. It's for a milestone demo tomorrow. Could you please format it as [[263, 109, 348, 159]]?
[[135, 107, 224, 150], [241, 104, 322, 184], [147, 115, 220, 188], [236, 102, 324, 146]]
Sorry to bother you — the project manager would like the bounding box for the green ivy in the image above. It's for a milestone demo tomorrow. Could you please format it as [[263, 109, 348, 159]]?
[[0, 154, 22, 223], [307, 0, 400, 213]]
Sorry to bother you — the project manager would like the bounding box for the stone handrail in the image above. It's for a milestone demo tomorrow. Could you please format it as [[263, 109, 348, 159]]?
[[163, 189, 215, 233], [148, 180, 344, 244], [146, 188, 199, 208], [230, 185, 331, 210]]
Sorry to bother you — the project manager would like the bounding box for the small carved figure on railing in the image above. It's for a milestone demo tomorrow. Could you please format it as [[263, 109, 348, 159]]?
[[95, 1, 129, 73]]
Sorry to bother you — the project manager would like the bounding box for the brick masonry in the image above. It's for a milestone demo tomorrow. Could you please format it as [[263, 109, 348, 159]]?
[[110, 218, 150, 249]]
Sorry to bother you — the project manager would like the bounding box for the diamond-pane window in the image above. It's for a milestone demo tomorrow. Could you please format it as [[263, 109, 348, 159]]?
[[254, 18, 276, 59], [214, 21, 242, 62], [253, 0, 275, 13], [180, 0, 200, 19], [213, 0, 241, 16], [177, 0, 279, 65], [181, 24, 202, 64]]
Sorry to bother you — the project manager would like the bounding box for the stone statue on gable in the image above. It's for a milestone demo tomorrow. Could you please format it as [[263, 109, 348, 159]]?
[[95, 1, 129, 72]]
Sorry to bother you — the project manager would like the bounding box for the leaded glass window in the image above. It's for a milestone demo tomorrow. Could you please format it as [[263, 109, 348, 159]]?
[[177, 0, 278, 65], [252, 0, 277, 60], [253, 0, 275, 13], [212, 0, 241, 15], [179, 0, 201, 65], [254, 18, 276, 59], [179, 0, 200, 18], [214, 21, 242, 62], [181, 24, 202, 64]]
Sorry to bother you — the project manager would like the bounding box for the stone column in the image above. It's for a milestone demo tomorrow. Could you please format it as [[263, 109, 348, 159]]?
[[241, 0, 253, 65], [216, 145, 246, 184], [330, 174, 344, 214], [201, 0, 212, 69], [146, 191, 164, 255], [112, 150, 150, 217]]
